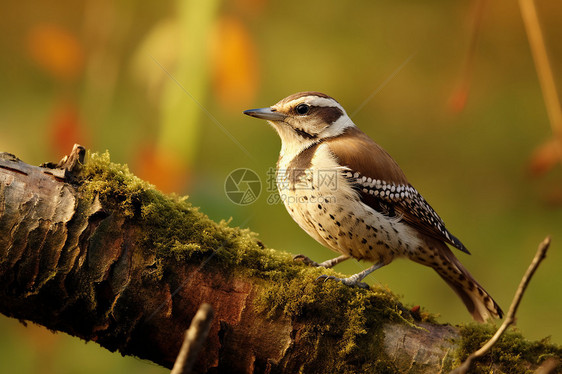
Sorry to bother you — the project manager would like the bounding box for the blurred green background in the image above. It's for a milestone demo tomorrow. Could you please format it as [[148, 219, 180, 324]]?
[[1, 0, 561, 372]]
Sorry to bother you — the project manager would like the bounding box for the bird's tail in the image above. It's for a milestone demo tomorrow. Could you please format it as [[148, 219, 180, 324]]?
[[415, 240, 503, 322]]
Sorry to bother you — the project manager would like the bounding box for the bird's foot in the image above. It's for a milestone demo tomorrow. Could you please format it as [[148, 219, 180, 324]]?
[[315, 274, 370, 289], [294, 254, 350, 269], [293, 254, 320, 267]]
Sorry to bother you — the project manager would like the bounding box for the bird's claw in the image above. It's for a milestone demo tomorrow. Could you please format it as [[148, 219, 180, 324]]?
[[293, 254, 320, 267], [315, 274, 370, 289]]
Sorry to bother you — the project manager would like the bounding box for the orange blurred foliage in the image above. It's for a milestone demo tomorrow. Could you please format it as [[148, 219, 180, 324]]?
[[448, 87, 469, 114], [27, 23, 85, 80], [449, 0, 485, 114], [528, 137, 562, 176], [134, 145, 191, 193], [210, 16, 259, 111], [49, 100, 89, 157]]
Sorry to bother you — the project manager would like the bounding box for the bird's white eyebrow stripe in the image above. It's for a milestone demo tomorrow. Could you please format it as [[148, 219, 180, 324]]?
[[306, 97, 340, 107], [287, 96, 346, 112]]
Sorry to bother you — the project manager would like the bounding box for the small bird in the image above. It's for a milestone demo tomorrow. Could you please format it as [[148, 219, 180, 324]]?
[[244, 92, 502, 322]]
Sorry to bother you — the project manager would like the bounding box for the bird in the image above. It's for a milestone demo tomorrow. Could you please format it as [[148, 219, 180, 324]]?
[[243, 91, 502, 322]]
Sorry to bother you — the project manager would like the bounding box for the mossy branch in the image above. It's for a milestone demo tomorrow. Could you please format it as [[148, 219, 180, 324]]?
[[0, 146, 560, 373], [452, 236, 553, 374]]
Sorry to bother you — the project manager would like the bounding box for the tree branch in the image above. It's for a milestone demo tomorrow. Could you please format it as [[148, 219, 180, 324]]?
[[0, 146, 560, 373]]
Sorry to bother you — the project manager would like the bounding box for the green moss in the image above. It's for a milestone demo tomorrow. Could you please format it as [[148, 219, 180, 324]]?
[[77, 152, 324, 286], [76, 152, 433, 372], [454, 323, 562, 373], [80, 153, 255, 260], [256, 268, 413, 370]]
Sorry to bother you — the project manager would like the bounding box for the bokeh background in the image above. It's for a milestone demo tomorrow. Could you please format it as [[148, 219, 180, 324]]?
[[1, 0, 561, 372]]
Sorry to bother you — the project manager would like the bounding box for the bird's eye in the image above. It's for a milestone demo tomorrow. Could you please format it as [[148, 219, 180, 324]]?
[[295, 104, 310, 115]]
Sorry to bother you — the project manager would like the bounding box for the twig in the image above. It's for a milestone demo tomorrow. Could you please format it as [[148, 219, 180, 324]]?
[[451, 236, 552, 374], [170, 303, 215, 374]]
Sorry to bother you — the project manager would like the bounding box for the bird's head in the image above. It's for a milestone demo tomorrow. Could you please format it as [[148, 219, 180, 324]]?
[[244, 92, 355, 157]]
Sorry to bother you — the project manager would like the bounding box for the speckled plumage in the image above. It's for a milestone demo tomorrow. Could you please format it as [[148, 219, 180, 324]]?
[[244, 91, 502, 322]]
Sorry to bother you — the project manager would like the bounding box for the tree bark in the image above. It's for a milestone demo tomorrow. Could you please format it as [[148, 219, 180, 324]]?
[[0, 146, 559, 373]]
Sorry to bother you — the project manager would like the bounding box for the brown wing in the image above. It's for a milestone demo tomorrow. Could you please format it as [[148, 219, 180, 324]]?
[[325, 126, 470, 254]]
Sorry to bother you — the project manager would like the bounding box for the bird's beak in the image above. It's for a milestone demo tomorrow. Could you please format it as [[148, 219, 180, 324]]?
[[243, 107, 287, 121]]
